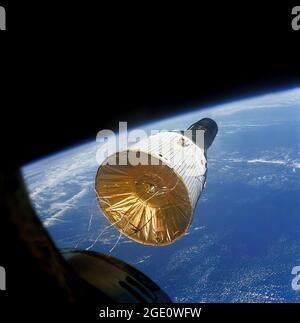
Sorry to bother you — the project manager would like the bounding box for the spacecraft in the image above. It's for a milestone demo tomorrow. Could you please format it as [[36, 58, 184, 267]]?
[[95, 118, 218, 246]]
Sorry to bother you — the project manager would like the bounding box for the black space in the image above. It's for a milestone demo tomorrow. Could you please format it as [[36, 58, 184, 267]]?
[[1, 2, 300, 167]]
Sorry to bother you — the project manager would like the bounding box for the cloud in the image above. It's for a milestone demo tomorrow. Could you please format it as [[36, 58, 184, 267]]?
[[246, 159, 286, 165], [43, 186, 89, 227]]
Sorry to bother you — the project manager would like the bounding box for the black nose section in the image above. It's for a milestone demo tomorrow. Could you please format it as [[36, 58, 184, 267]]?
[[187, 118, 218, 150]]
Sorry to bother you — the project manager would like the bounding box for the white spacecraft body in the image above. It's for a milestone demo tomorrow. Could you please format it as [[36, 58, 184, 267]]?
[[96, 118, 217, 246]]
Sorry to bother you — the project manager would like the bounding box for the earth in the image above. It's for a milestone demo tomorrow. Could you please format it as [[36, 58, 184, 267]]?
[[22, 88, 300, 303]]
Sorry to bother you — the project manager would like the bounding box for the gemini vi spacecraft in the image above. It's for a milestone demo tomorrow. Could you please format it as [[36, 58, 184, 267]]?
[[95, 118, 218, 246]]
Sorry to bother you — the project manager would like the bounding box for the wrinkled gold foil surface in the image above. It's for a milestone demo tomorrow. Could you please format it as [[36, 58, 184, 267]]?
[[95, 151, 192, 246]]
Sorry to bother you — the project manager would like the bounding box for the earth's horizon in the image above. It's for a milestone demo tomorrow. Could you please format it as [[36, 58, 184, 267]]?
[[23, 88, 300, 303]]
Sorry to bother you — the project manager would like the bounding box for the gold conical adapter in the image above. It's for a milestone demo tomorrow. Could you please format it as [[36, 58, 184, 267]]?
[[95, 151, 192, 246]]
